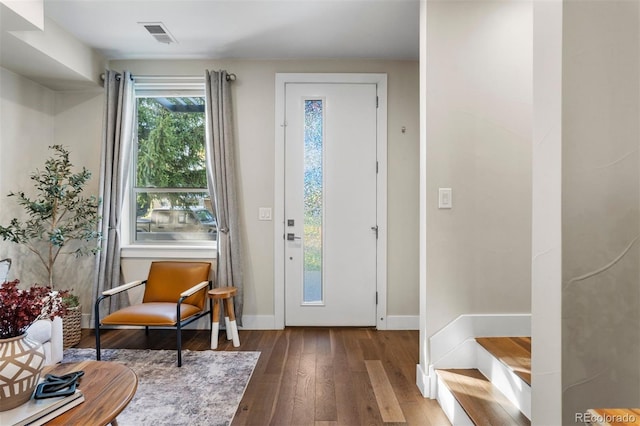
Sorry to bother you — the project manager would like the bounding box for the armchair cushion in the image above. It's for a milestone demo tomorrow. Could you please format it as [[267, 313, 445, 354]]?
[[143, 262, 210, 309], [102, 302, 203, 326]]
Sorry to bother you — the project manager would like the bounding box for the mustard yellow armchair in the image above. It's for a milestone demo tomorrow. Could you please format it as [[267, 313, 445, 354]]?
[[94, 261, 211, 366]]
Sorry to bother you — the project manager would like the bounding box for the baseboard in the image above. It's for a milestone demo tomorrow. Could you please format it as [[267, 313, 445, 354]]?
[[386, 315, 419, 330], [238, 315, 277, 330], [88, 314, 278, 330], [416, 363, 431, 397], [431, 339, 479, 370], [82, 313, 91, 329], [429, 313, 531, 367], [90, 313, 412, 331]]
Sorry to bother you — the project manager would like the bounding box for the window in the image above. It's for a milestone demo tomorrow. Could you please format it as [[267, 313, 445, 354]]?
[[132, 93, 216, 244]]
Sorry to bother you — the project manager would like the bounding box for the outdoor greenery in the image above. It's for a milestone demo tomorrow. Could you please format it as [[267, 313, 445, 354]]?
[[136, 97, 208, 216], [0, 145, 101, 289]]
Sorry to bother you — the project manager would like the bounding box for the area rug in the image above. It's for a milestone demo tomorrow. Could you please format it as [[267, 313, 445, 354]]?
[[62, 348, 260, 426]]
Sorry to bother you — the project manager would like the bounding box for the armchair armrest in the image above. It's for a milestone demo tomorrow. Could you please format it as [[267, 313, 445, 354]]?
[[102, 280, 145, 296], [180, 280, 210, 298]]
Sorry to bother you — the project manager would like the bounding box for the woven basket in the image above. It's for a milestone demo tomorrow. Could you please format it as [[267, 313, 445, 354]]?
[[62, 306, 82, 348]]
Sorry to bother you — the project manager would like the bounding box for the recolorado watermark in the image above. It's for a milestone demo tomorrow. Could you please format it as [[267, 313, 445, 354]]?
[[575, 411, 638, 424]]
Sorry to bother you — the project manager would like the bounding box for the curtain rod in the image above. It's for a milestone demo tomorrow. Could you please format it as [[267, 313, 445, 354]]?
[[100, 73, 237, 82]]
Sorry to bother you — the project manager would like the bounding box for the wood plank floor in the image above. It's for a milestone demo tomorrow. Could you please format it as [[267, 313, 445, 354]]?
[[77, 327, 450, 426]]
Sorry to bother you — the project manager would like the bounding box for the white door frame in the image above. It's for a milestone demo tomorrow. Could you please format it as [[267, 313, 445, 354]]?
[[274, 73, 388, 330]]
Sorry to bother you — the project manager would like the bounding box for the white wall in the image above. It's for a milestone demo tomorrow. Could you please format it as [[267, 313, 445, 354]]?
[[1, 67, 55, 282], [53, 88, 104, 308], [424, 0, 532, 341], [562, 1, 640, 422], [0, 67, 102, 311]]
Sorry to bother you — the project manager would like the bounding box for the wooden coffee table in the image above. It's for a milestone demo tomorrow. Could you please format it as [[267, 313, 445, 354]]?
[[41, 360, 137, 426]]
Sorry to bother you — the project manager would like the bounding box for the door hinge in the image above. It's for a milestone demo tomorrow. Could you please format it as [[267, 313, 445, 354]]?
[[376, 161, 379, 173], [371, 225, 378, 239], [376, 96, 379, 108], [376, 291, 378, 305]]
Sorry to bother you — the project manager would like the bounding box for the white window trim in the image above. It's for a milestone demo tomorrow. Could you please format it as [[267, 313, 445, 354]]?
[[120, 245, 218, 259], [120, 76, 217, 259]]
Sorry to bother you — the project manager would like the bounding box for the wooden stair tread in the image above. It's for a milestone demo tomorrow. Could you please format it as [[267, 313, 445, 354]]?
[[587, 408, 640, 426], [476, 337, 531, 386], [438, 368, 530, 426]]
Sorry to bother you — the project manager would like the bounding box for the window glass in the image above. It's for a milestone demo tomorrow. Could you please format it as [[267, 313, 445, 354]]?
[[133, 96, 216, 243], [303, 99, 323, 303]]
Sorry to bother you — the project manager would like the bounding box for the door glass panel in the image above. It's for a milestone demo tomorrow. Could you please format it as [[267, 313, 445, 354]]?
[[303, 99, 323, 303]]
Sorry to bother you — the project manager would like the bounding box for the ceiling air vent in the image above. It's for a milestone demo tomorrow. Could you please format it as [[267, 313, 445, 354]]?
[[139, 22, 176, 44]]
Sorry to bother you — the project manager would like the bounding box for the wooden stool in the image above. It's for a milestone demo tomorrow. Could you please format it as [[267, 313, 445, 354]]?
[[208, 286, 240, 349]]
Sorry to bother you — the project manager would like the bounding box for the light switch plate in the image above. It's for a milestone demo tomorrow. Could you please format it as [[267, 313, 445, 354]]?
[[438, 188, 452, 209], [258, 207, 272, 221]]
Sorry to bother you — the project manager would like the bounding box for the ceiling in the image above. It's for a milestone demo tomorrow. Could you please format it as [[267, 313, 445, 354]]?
[[44, 0, 420, 61], [0, 0, 419, 89]]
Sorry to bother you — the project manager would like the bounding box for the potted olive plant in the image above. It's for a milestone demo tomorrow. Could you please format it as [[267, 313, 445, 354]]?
[[0, 145, 101, 347]]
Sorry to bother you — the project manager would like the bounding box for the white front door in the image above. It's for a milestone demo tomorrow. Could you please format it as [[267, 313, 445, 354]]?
[[284, 82, 378, 326]]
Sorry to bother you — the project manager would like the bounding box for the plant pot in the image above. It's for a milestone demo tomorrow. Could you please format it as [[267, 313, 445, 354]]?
[[62, 305, 82, 348], [0, 334, 45, 411]]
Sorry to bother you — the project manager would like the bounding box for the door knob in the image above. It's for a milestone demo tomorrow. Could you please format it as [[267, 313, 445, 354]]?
[[286, 233, 302, 241]]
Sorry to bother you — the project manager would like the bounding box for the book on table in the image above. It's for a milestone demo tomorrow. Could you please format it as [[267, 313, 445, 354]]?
[[0, 388, 84, 426]]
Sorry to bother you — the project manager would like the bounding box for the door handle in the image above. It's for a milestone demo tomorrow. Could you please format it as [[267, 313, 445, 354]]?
[[286, 233, 302, 241]]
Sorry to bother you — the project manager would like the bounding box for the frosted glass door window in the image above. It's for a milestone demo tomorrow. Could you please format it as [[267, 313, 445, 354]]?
[[303, 99, 323, 303]]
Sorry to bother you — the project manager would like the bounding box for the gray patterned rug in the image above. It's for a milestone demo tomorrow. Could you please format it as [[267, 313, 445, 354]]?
[[62, 348, 260, 426]]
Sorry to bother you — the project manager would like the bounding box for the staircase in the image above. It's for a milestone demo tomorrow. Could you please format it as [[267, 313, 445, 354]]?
[[435, 337, 531, 426]]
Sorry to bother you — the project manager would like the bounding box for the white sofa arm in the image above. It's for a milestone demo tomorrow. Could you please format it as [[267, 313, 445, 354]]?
[[26, 317, 63, 365]]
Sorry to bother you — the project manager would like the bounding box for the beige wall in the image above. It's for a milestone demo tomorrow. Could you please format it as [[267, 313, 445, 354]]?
[[424, 1, 533, 337], [0, 67, 102, 310], [1, 59, 420, 325], [111, 59, 420, 322], [562, 1, 640, 422]]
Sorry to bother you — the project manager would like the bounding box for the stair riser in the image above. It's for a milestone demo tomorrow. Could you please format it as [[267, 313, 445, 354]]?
[[436, 373, 475, 426], [477, 344, 532, 420]]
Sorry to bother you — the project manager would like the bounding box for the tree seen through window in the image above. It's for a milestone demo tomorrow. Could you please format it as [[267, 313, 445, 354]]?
[[134, 97, 215, 242]]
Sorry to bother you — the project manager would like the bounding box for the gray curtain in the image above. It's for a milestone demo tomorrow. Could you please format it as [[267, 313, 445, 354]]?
[[204, 70, 243, 325], [92, 70, 135, 319]]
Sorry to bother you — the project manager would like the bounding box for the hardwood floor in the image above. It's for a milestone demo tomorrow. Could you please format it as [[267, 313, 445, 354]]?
[[78, 327, 450, 426]]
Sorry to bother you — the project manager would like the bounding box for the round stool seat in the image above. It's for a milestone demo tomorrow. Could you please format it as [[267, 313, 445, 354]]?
[[208, 286, 237, 299]]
